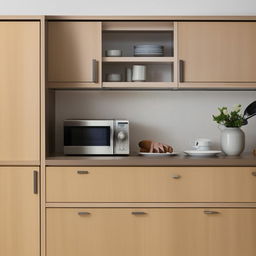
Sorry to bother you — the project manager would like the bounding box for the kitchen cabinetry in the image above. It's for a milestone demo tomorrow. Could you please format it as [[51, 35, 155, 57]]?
[[0, 21, 40, 161], [47, 21, 102, 88], [0, 167, 39, 256], [178, 22, 256, 88], [47, 208, 256, 256], [102, 22, 176, 88], [46, 166, 256, 202]]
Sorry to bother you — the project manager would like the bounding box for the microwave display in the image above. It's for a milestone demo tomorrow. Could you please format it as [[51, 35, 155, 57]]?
[[64, 126, 111, 146]]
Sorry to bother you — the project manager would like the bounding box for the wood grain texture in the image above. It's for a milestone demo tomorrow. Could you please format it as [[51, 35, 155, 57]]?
[[40, 17, 46, 256], [0, 167, 39, 256], [102, 21, 174, 31], [102, 82, 176, 88], [46, 166, 256, 203], [178, 22, 256, 83], [45, 16, 256, 21], [45, 154, 256, 166], [47, 21, 102, 85], [46, 202, 256, 208], [0, 22, 40, 161], [46, 208, 256, 256], [102, 57, 174, 63]]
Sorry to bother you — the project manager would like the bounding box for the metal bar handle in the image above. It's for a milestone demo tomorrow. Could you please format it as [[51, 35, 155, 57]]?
[[179, 60, 184, 82], [78, 212, 91, 216], [171, 174, 181, 179], [92, 59, 98, 83], [204, 210, 220, 215], [77, 170, 89, 174], [33, 170, 38, 194], [131, 211, 147, 215]]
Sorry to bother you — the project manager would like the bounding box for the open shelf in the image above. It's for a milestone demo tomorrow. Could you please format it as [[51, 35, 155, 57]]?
[[103, 57, 174, 63], [102, 82, 176, 88]]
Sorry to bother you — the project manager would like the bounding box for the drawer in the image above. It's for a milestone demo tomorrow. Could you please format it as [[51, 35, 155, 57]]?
[[46, 166, 256, 202], [46, 208, 256, 256]]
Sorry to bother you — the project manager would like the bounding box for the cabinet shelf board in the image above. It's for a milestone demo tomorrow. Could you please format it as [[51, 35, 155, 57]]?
[[47, 82, 101, 89], [103, 22, 174, 31], [103, 82, 176, 88], [103, 57, 174, 63], [179, 82, 256, 89]]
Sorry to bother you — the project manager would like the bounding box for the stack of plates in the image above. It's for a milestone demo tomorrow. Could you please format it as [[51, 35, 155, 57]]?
[[134, 44, 164, 57]]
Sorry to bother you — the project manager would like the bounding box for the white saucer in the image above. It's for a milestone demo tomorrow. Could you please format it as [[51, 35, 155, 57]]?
[[184, 150, 222, 157], [139, 152, 178, 157]]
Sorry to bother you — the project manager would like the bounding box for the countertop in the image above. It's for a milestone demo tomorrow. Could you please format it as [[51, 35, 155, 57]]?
[[46, 154, 256, 167]]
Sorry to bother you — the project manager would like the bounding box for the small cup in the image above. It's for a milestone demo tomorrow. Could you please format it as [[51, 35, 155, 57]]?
[[194, 138, 211, 151]]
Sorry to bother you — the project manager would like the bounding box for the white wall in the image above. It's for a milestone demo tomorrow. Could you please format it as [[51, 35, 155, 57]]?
[[55, 91, 256, 154], [0, 0, 256, 15]]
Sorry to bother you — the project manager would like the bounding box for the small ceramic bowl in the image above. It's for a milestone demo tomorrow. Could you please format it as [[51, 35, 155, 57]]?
[[105, 49, 122, 57], [106, 73, 122, 82]]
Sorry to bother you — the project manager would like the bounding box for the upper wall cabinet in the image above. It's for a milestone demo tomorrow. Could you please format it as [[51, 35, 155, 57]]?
[[47, 21, 102, 88], [178, 22, 256, 88], [0, 21, 40, 162]]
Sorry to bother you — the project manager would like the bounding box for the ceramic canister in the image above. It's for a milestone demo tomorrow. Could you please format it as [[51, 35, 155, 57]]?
[[132, 65, 146, 82]]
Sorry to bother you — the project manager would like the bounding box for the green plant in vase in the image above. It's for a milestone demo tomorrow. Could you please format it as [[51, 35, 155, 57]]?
[[213, 104, 244, 128], [213, 104, 245, 156]]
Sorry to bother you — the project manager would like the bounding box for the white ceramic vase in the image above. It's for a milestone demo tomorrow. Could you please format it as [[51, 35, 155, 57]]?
[[221, 127, 245, 156]]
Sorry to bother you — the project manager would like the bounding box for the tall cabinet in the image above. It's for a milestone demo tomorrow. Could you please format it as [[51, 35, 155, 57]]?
[[0, 20, 40, 256], [0, 21, 40, 162]]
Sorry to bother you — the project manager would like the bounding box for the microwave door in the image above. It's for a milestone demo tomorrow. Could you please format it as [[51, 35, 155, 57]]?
[[64, 121, 114, 155]]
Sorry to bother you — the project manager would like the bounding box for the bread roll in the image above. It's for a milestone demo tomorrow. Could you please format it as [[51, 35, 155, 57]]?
[[139, 140, 173, 153]]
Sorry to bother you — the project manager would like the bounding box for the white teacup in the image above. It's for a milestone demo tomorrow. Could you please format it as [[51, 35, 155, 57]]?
[[194, 138, 211, 151]]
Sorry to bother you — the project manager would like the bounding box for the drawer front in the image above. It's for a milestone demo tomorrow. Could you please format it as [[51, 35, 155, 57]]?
[[46, 166, 256, 202], [46, 208, 256, 256]]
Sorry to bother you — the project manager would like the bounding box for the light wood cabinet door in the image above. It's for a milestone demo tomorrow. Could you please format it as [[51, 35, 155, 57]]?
[[0, 167, 39, 256], [46, 208, 256, 256], [46, 166, 256, 202], [0, 22, 40, 162], [178, 22, 256, 83], [47, 208, 145, 256], [204, 209, 256, 256], [48, 21, 101, 86]]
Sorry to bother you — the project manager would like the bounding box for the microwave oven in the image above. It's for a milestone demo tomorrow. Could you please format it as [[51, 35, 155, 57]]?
[[64, 120, 129, 155]]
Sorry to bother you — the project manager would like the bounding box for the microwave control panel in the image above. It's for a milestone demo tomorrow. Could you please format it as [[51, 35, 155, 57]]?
[[114, 120, 129, 155]]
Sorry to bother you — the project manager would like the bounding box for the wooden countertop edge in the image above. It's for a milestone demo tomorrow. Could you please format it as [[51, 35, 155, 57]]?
[[46, 202, 256, 208], [45, 155, 256, 167]]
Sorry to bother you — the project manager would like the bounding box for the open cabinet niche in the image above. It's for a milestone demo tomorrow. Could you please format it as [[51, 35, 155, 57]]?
[[102, 21, 177, 88]]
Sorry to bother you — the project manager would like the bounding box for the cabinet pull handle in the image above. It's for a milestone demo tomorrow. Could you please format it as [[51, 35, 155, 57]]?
[[77, 170, 89, 174], [131, 211, 147, 215], [171, 174, 181, 179], [78, 212, 91, 216], [204, 210, 220, 215], [252, 171, 256, 176], [92, 59, 98, 83], [33, 170, 38, 194], [179, 60, 185, 82]]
